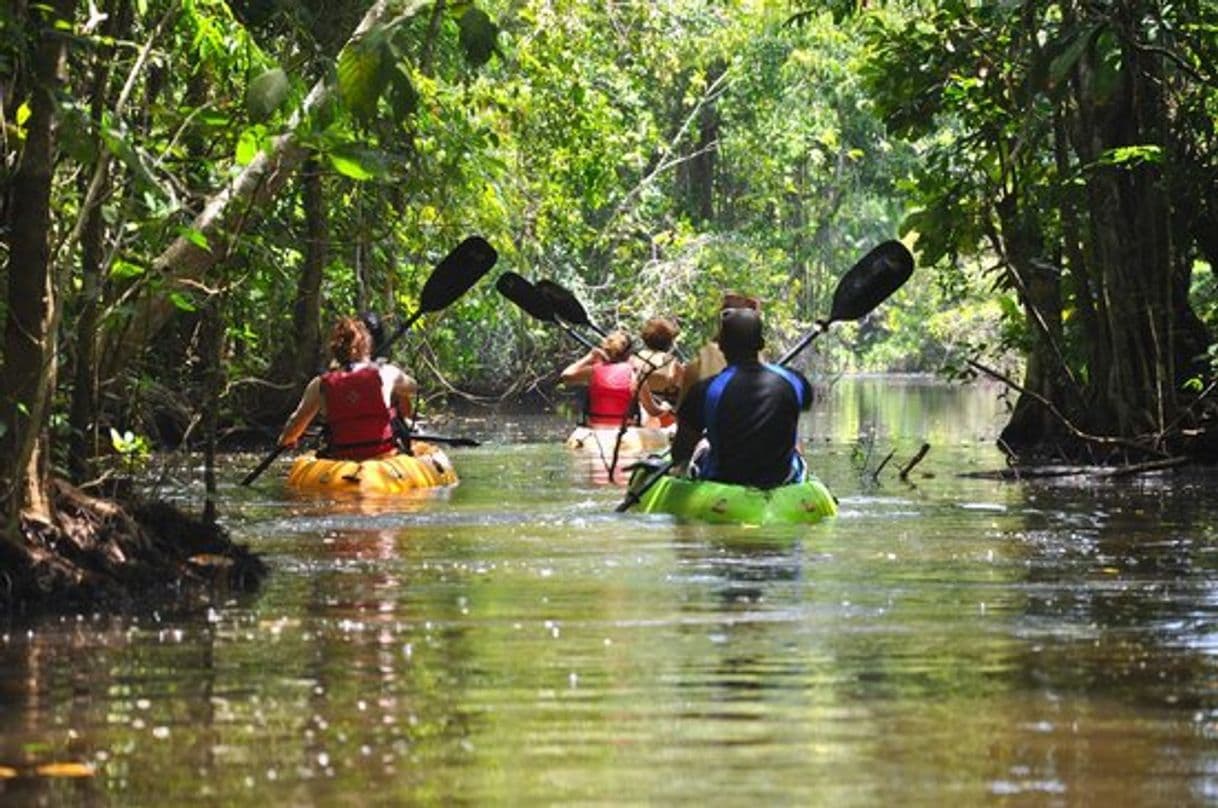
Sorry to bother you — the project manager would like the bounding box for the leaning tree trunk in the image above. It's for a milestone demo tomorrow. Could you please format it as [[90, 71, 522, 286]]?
[[0, 0, 74, 530], [97, 0, 419, 381]]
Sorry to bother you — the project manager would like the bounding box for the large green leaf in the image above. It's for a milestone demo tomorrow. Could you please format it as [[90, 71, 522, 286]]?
[[327, 144, 389, 181], [337, 28, 393, 122], [246, 67, 290, 121], [458, 7, 498, 67], [387, 65, 418, 123], [1048, 24, 1101, 88]]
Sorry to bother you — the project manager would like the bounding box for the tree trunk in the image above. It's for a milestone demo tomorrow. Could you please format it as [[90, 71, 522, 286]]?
[[68, 0, 130, 483], [255, 157, 327, 422], [200, 296, 224, 525], [995, 197, 1073, 455], [0, 0, 73, 528]]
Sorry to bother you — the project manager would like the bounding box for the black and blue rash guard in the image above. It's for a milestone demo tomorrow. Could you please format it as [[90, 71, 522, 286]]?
[[678, 361, 813, 488]]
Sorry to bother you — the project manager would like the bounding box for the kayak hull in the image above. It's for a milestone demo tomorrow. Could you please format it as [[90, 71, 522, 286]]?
[[565, 426, 672, 455], [286, 442, 458, 495], [628, 468, 837, 525]]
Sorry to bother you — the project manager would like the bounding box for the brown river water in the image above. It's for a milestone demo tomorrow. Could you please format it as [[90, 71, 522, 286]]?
[[3, 377, 1218, 805]]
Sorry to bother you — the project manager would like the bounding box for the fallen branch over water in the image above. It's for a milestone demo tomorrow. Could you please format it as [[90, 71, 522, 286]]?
[[959, 455, 1190, 480]]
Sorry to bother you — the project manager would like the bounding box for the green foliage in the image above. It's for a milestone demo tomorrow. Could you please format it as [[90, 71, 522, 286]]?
[[4, 0, 1025, 459]]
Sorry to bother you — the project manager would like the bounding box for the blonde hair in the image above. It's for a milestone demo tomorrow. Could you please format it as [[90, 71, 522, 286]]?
[[600, 331, 632, 363], [329, 317, 373, 365]]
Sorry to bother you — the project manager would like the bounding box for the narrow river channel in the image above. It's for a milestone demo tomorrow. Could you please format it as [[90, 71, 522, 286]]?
[[3, 377, 1218, 804]]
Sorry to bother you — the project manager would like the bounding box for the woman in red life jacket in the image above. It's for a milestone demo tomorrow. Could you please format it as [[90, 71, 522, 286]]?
[[560, 330, 670, 427], [277, 317, 417, 460]]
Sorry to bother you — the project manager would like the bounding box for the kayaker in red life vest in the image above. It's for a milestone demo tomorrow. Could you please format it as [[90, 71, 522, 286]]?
[[560, 330, 671, 427], [277, 317, 418, 460], [671, 307, 812, 488]]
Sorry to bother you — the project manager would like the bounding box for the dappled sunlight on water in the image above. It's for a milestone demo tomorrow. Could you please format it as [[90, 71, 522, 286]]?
[[4, 379, 1218, 804]]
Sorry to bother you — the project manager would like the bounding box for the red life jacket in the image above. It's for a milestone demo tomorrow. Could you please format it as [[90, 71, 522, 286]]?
[[586, 362, 635, 427], [320, 366, 395, 460]]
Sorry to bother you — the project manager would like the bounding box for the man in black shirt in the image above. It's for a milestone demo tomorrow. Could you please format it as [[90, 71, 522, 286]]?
[[671, 308, 812, 488]]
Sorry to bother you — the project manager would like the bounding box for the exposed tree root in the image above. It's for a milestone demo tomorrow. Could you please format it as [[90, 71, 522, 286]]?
[[0, 479, 266, 614]]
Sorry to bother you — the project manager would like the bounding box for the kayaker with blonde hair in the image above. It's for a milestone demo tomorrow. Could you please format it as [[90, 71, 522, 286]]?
[[677, 292, 760, 406], [278, 316, 417, 459]]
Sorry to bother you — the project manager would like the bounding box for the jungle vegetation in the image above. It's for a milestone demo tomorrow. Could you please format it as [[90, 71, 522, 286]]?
[[2, 0, 1217, 539]]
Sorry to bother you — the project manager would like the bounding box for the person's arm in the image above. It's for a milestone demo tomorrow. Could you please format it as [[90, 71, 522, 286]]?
[[278, 378, 322, 447], [560, 347, 606, 385], [389, 366, 418, 420], [637, 381, 671, 419], [670, 384, 704, 472]]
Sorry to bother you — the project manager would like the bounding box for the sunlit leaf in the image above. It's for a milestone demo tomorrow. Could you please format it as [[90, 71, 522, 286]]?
[[1095, 144, 1163, 167], [177, 226, 211, 252], [16, 101, 31, 126], [169, 291, 198, 312], [34, 762, 94, 778], [246, 67, 290, 121], [235, 126, 266, 166], [327, 145, 388, 181], [337, 28, 392, 122], [0, 765, 16, 779], [110, 258, 145, 280]]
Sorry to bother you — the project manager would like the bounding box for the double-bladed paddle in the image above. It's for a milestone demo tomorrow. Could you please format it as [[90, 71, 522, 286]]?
[[377, 235, 499, 357], [538, 278, 688, 363], [392, 416, 482, 455], [535, 280, 609, 338], [615, 239, 914, 512], [496, 272, 599, 350], [240, 235, 498, 487]]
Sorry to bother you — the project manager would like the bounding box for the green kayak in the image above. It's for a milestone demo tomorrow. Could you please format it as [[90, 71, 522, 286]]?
[[626, 466, 838, 525]]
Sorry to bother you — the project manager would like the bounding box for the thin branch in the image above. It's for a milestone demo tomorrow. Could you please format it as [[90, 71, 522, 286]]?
[[596, 69, 733, 246], [967, 358, 1169, 457], [899, 443, 930, 480]]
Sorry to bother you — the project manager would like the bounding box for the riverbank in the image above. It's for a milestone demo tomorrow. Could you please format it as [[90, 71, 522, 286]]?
[[1, 479, 265, 615]]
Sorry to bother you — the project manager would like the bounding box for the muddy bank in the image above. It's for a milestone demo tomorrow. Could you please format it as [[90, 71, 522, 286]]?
[[0, 480, 265, 615]]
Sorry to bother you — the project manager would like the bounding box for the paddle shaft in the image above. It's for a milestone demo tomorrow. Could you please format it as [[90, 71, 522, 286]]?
[[240, 445, 288, 486]]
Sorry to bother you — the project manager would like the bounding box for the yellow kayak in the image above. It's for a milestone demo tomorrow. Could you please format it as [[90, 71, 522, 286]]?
[[286, 442, 458, 495], [565, 425, 672, 455]]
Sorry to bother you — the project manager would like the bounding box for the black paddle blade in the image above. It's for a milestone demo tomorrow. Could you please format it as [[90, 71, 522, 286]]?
[[495, 272, 555, 322], [828, 240, 913, 323], [536, 280, 596, 329], [419, 235, 498, 314]]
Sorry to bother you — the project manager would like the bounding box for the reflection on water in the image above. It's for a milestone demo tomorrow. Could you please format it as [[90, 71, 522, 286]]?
[[4, 378, 1218, 804]]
